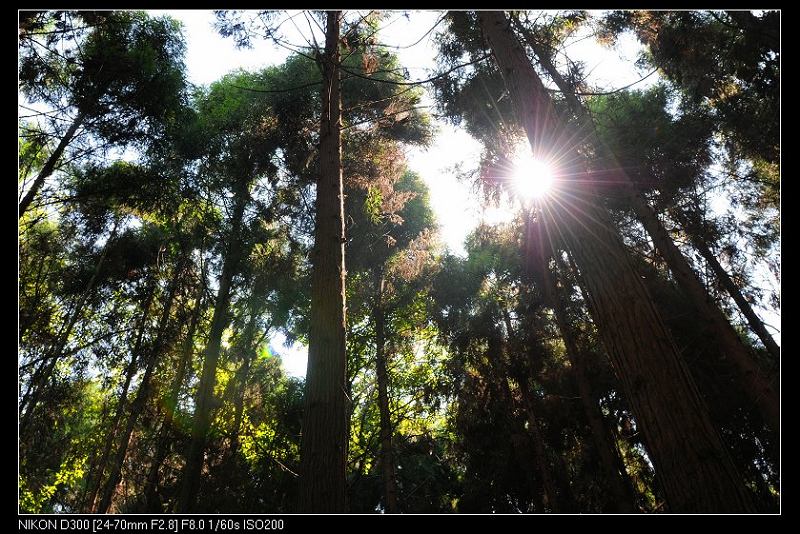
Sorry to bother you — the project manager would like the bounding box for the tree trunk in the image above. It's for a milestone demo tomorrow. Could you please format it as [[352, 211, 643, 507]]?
[[229, 356, 252, 457], [517, 381, 562, 512], [373, 275, 400, 513], [19, 111, 86, 219], [84, 277, 157, 513], [144, 272, 205, 512], [526, 218, 637, 512], [298, 11, 348, 514], [20, 220, 118, 432], [518, 20, 779, 432], [488, 331, 562, 512], [230, 295, 260, 457], [630, 201, 779, 430], [679, 212, 780, 364], [96, 260, 183, 513], [175, 191, 248, 513], [478, 11, 755, 512]]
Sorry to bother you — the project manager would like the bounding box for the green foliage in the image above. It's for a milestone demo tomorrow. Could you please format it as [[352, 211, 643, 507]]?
[[19, 9, 779, 515], [20, 11, 188, 144], [588, 85, 714, 207], [600, 10, 779, 202]]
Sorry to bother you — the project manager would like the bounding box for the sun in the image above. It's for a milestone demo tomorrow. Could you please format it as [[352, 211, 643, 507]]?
[[512, 158, 554, 200]]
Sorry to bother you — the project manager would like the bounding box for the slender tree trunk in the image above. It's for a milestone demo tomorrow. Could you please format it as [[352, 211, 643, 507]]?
[[298, 11, 348, 513], [230, 295, 260, 457], [373, 275, 400, 513], [176, 191, 248, 513], [488, 332, 561, 512], [19, 250, 51, 341], [630, 201, 779, 429], [679, 212, 781, 363], [19, 111, 86, 219], [507, 432, 542, 512], [518, 383, 561, 512], [518, 21, 779, 431], [478, 11, 754, 512], [85, 277, 158, 513], [20, 221, 118, 431], [77, 400, 113, 510], [144, 273, 205, 512], [96, 260, 183, 513], [229, 355, 252, 457], [142, 419, 172, 513]]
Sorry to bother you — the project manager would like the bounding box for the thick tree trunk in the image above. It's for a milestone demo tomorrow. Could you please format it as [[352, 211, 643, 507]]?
[[547, 252, 639, 512], [478, 11, 754, 512], [19, 112, 86, 219], [175, 191, 248, 513], [524, 216, 637, 512], [373, 277, 400, 513], [519, 21, 779, 432], [539, 247, 637, 511], [631, 201, 779, 430], [298, 11, 348, 514], [96, 261, 183, 513]]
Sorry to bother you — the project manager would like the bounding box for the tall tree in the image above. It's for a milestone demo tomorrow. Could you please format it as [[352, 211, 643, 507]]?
[[475, 10, 754, 512], [18, 11, 187, 219], [513, 17, 779, 431], [298, 11, 349, 513], [347, 167, 438, 513], [174, 67, 284, 511], [674, 206, 780, 363]]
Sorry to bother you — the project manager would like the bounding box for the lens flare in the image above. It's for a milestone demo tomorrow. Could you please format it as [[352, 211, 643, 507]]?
[[512, 158, 554, 200]]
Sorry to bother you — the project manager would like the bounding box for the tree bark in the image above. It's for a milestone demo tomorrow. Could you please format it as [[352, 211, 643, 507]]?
[[631, 201, 779, 430], [19, 111, 86, 219], [373, 275, 400, 513], [478, 11, 755, 512], [527, 220, 637, 512], [298, 11, 348, 514], [518, 20, 779, 431], [525, 214, 637, 512], [175, 190, 248, 513], [548, 252, 639, 512]]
